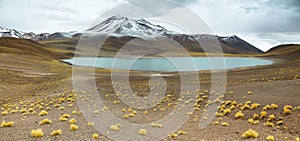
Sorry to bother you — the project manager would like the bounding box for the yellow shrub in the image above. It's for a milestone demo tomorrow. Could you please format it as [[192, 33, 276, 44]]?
[[248, 118, 259, 125], [215, 112, 222, 117], [283, 108, 292, 115], [59, 117, 68, 122], [69, 124, 78, 131], [69, 118, 76, 124], [1, 111, 8, 116], [266, 135, 275, 141], [61, 114, 70, 118], [31, 129, 44, 138], [263, 105, 271, 111], [284, 105, 293, 110], [87, 122, 94, 126], [38, 110, 48, 116], [268, 114, 276, 121], [235, 111, 244, 119], [138, 129, 147, 135], [177, 130, 188, 135], [221, 122, 229, 126], [151, 123, 163, 128], [241, 104, 251, 111], [39, 118, 52, 125], [241, 129, 258, 138], [270, 104, 278, 109], [51, 129, 62, 136], [129, 113, 135, 117], [253, 114, 259, 120], [250, 103, 260, 110], [222, 108, 231, 116], [230, 105, 236, 110], [168, 133, 178, 138], [277, 120, 283, 125], [247, 91, 252, 95], [260, 111, 267, 119], [94, 110, 100, 114], [212, 121, 219, 125], [1, 120, 14, 127], [20, 108, 27, 113], [93, 133, 99, 139], [264, 122, 274, 127], [110, 125, 120, 131], [72, 110, 77, 115]]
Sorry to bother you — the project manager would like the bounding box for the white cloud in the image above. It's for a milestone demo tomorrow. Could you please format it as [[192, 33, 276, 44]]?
[[0, 0, 299, 51]]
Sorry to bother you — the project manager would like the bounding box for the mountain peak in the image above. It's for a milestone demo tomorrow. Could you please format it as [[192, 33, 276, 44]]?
[[86, 15, 169, 38]]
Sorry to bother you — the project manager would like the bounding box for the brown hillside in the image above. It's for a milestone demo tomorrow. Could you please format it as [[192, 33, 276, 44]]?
[[0, 37, 66, 59]]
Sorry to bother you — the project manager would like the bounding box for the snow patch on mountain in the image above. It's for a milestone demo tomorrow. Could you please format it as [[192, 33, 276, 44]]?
[[86, 15, 176, 38]]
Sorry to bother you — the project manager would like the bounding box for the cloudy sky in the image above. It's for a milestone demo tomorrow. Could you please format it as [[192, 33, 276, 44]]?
[[0, 0, 299, 51]]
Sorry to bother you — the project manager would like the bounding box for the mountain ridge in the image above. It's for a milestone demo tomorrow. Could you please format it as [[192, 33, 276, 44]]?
[[1, 15, 263, 54]]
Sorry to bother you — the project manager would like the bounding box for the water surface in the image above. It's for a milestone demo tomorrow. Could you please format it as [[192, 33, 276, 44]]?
[[63, 57, 273, 72]]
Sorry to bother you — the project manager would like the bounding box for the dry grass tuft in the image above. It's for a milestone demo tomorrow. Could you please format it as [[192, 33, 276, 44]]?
[[39, 118, 52, 125], [177, 130, 188, 135], [138, 129, 147, 135], [31, 129, 44, 138], [38, 110, 48, 116], [93, 133, 99, 139], [69, 124, 78, 131], [1, 111, 8, 116], [1, 120, 14, 127], [69, 118, 76, 124], [270, 104, 278, 109], [110, 124, 120, 131], [266, 135, 275, 141], [221, 122, 229, 126], [51, 129, 62, 136], [260, 111, 267, 119], [248, 118, 259, 125], [235, 111, 244, 119], [264, 122, 274, 127], [241, 129, 258, 138]]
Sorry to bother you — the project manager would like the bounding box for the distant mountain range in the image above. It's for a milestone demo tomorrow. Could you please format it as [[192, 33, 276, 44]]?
[[0, 27, 80, 41], [0, 15, 263, 54]]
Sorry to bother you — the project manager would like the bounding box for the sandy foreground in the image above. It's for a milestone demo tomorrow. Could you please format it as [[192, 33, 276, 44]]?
[[0, 52, 300, 141]]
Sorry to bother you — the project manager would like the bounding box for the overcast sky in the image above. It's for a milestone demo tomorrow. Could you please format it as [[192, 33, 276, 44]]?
[[0, 0, 299, 51]]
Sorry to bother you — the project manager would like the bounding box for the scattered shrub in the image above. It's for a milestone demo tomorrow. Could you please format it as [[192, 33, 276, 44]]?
[[92, 133, 99, 139], [260, 111, 267, 119], [31, 129, 44, 138], [177, 130, 188, 135], [1, 111, 8, 116], [69, 124, 78, 131], [110, 125, 120, 131], [138, 129, 147, 135], [221, 122, 229, 126], [266, 135, 275, 141], [38, 110, 48, 116], [235, 111, 244, 119], [39, 118, 52, 125], [248, 118, 259, 125], [1, 120, 14, 127], [241, 129, 258, 138], [51, 129, 62, 136]]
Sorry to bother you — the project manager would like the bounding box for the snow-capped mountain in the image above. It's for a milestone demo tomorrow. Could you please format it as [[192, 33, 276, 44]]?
[[0, 15, 263, 54], [0, 27, 24, 38], [0, 27, 78, 41], [86, 15, 175, 38]]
